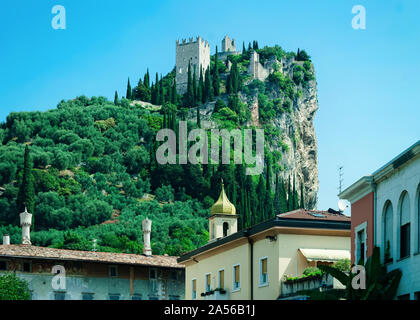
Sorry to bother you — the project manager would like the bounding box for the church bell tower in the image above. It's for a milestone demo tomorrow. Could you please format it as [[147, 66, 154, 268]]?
[[208, 180, 238, 242]]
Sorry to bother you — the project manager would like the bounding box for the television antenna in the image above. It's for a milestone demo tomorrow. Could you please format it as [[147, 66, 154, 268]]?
[[338, 166, 344, 194]]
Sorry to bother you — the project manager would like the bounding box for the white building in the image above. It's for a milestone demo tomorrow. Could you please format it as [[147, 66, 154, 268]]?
[[340, 140, 420, 300]]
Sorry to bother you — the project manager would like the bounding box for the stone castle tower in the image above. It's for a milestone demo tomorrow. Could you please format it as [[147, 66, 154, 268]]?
[[175, 36, 210, 94], [221, 35, 236, 52]]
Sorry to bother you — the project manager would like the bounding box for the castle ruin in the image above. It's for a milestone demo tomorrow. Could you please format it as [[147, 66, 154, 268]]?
[[175, 36, 210, 94], [221, 35, 236, 52]]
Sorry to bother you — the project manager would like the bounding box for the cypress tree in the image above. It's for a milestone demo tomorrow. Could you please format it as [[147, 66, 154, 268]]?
[[144, 69, 150, 89], [300, 180, 305, 209], [256, 175, 266, 224], [126, 78, 132, 100], [248, 42, 252, 51], [192, 66, 197, 107], [198, 66, 204, 104], [287, 175, 291, 211], [204, 67, 213, 102], [114, 91, 119, 105], [16, 145, 35, 221], [242, 41, 246, 54], [279, 177, 288, 213], [197, 105, 201, 128], [293, 175, 299, 210], [186, 61, 193, 107], [155, 73, 160, 105], [172, 79, 177, 104], [213, 46, 220, 97], [160, 75, 165, 105]]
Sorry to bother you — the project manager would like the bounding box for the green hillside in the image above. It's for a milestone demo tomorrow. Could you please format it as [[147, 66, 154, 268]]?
[[0, 44, 313, 255]]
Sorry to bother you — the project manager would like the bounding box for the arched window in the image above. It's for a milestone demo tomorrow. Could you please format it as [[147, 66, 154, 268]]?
[[383, 201, 393, 263], [417, 185, 420, 252], [223, 222, 229, 237], [400, 192, 411, 259]]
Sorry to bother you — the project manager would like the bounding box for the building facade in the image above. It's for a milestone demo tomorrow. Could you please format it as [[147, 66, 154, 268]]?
[[340, 140, 420, 300], [175, 36, 210, 94], [0, 244, 185, 300], [178, 184, 351, 300], [0, 213, 185, 300]]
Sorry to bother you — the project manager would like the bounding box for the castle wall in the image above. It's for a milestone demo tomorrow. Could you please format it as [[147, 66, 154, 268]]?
[[176, 37, 210, 94]]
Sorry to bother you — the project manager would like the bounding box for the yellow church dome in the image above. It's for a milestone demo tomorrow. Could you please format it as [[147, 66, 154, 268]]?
[[210, 180, 236, 215]]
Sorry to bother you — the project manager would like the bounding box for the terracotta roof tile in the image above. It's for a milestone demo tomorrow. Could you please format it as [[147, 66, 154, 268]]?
[[277, 209, 351, 222], [0, 245, 184, 268]]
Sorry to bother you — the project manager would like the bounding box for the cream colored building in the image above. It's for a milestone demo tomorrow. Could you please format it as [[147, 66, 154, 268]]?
[[178, 183, 351, 300]]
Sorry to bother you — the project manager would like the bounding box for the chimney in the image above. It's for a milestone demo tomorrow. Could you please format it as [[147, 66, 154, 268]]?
[[142, 218, 152, 256], [2, 234, 10, 245], [19, 207, 32, 245]]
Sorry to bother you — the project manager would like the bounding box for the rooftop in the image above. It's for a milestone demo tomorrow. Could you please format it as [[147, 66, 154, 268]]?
[[178, 209, 350, 263], [0, 244, 184, 269], [277, 209, 351, 222]]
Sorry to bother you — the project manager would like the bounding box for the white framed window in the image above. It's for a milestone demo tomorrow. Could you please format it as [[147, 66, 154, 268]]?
[[232, 264, 240, 291], [399, 191, 411, 259], [218, 269, 225, 290], [354, 222, 367, 264], [205, 273, 211, 292], [259, 257, 268, 286], [191, 278, 197, 300]]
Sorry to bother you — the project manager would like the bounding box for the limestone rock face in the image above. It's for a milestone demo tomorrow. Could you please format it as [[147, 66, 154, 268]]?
[[188, 63, 319, 210], [270, 77, 319, 210]]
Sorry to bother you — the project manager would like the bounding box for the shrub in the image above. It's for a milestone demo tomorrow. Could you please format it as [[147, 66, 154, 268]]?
[[0, 273, 31, 300]]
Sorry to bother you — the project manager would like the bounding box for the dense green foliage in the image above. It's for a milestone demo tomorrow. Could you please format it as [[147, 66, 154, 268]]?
[[318, 247, 402, 300], [0, 273, 31, 300], [0, 42, 315, 256]]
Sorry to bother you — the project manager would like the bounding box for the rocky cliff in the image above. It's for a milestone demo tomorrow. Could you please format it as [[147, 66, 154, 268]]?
[[189, 54, 319, 210]]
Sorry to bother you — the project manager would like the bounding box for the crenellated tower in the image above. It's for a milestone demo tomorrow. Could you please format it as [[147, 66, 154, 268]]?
[[175, 36, 210, 94]]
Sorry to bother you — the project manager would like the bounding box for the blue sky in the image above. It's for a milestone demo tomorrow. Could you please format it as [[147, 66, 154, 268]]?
[[0, 0, 419, 214]]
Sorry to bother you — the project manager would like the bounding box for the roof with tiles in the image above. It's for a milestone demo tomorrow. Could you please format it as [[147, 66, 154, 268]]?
[[0, 244, 184, 269], [277, 209, 351, 222]]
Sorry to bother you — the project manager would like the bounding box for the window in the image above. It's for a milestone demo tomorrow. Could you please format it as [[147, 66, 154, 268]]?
[[169, 295, 180, 300], [397, 294, 410, 300], [357, 229, 366, 264], [415, 292, 420, 300], [54, 292, 66, 300], [149, 296, 159, 300], [109, 266, 118, 278], [170, 270, 178, 280], [22, 262, 31, 272], [400, 192, 411, 259], [205, 273, 211, 292], [223, 222, 229, 237], [218, 269, 224, 290], [109, 294, 120, 300], [260, 257, 268, 285], [192, 279, 197, 300], [82, 293, 94, 300], [383, 202, 393, 262], [149, 268, 157, 280], [0, 261, 7, 271], [233, 265, 240, 290], [131, 294, 142, 300]]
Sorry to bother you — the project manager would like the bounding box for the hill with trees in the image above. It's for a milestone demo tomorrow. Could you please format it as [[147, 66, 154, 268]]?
[[0, 43, 317, 256]]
